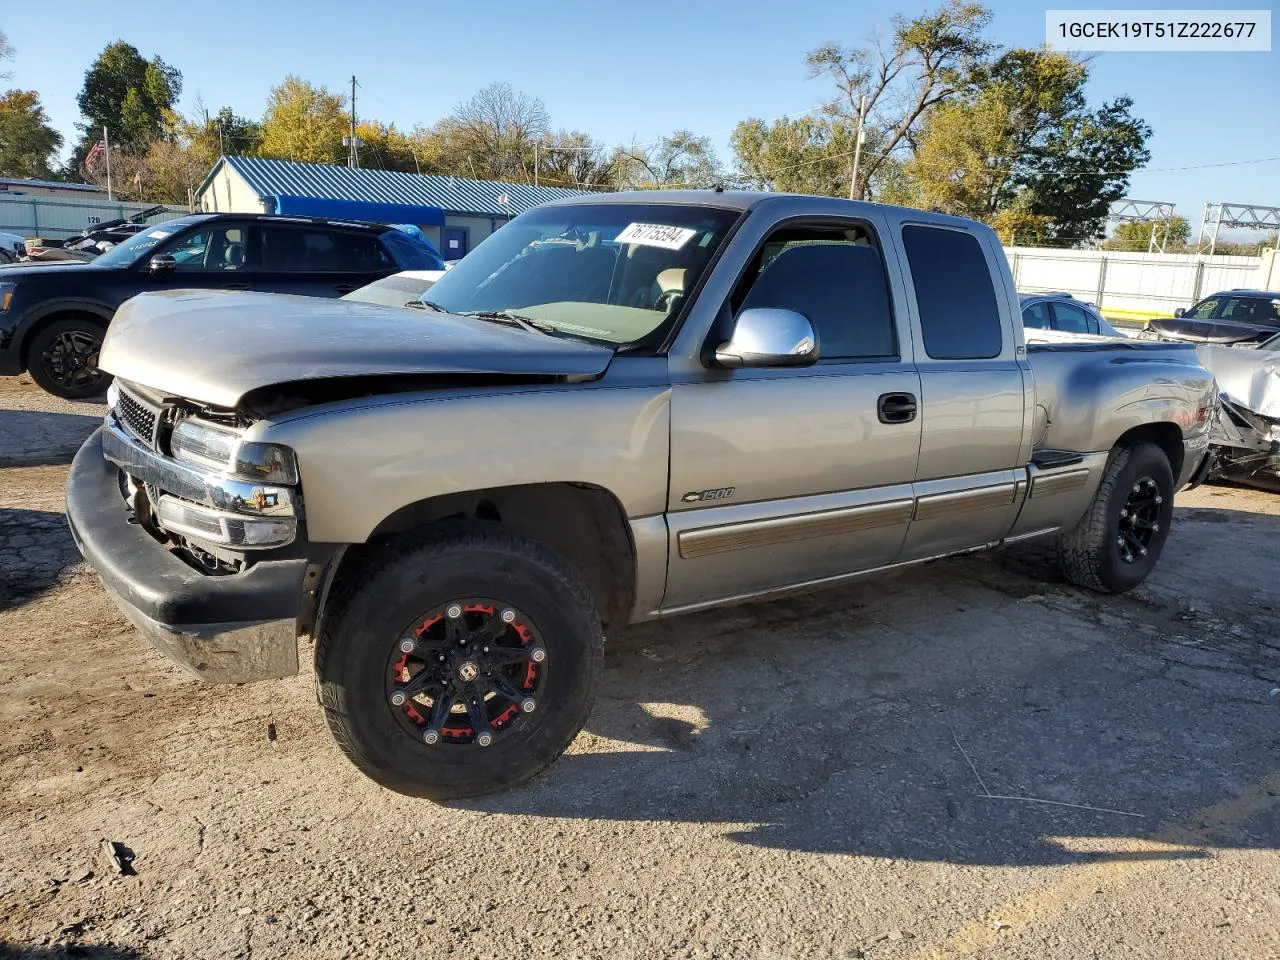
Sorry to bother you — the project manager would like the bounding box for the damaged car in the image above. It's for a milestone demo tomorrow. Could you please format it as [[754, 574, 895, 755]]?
[[1199, 334, 1280, 489]]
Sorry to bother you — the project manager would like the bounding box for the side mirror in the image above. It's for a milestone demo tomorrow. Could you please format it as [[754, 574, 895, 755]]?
[[713, 308, 819, 368], [148, 254, 177, 277], [1173, 307, 1185, 318]]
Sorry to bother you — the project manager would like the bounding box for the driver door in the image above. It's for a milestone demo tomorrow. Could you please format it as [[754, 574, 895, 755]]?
[[154, 222, 257, 292], [663, 217, 922, 611]]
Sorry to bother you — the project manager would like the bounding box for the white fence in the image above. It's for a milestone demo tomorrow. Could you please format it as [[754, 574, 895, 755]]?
[[1005, 246, 1266, 320], [0, 196, 186, 240]]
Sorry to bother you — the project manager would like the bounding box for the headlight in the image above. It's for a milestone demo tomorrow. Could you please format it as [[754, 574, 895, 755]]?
[[0, 282, 15, 313], [170, 419, 299, 484]]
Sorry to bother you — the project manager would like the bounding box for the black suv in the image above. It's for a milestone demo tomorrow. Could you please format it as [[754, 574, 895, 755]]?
[[0, 213, 445, 398], [1144, 289, 1280, 345]]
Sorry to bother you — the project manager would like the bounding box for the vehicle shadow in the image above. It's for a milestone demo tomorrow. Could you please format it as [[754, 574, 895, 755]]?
[[459, 512, 1280, 869], [0, 944, 144, 959], [0, 409, 102, 468], [0, 508, 83, 611]]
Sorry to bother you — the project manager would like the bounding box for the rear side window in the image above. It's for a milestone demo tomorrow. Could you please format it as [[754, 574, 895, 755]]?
[[1051, 301, 1092, 334], [1022, 301, 1051, 329], [261, 227, 393, 272], [901, 225, 1002, 360]]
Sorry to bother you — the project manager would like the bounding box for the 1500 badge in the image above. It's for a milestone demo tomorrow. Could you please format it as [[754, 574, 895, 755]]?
[[681, 487, 735, 503]]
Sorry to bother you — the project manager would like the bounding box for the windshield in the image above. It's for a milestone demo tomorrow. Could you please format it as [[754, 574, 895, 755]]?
[[342, 272, 440, 307], [92, 220, 199, 267], [422, 203, 740, 346]]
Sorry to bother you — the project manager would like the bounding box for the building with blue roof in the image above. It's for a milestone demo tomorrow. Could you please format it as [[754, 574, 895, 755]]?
[[195, 155, 592, 258]]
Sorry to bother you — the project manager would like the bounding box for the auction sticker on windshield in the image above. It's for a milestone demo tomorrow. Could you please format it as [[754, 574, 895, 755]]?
[[613, 223, 697, 250]]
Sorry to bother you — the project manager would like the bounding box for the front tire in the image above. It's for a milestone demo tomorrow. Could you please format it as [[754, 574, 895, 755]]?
[[316, 526, 604, 799], [1057, 442, 1175, 594], [26, 317, 110, 400]]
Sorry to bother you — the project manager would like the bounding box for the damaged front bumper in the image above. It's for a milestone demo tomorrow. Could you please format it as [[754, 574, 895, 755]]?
[[66, 429, 309, 682], [1208, 396, 1280, 487]]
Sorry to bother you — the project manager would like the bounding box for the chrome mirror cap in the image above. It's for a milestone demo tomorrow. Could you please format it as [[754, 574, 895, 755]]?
[[714, 308, 819, 368]]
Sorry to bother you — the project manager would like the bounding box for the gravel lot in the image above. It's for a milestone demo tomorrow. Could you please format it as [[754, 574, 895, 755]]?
[[1, 376, 1278, 960]]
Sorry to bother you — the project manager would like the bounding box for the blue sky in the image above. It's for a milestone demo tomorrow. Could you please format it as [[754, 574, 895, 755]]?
[[3, 0, 1276, 238]]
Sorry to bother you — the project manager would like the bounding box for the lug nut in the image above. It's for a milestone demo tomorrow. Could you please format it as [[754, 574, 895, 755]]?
[[476, 732, 493, 747], [423, 728, 441, 745], [483, 646, 490, 654], [501, 609, 516, 623], [390, 691, 407, 706], [447, 604, 462, 619], [530, 647, 546, 663], [521, 698, 536, 713], [399, 638, 415, 654]]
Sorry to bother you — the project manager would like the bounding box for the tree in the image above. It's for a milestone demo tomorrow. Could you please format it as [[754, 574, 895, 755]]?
[[0, 30, 13, 81], [354, 120, 426, 173], [75, 41, 182, 154], [259, 77, 348, 164], [1018, 96, 1151, 242], [435, 82, 549, 180], [612, 131, 720, 190], [0, 90, 63, 179], [730, 115, 859, 196], [804, 0, 993, 199], [533, 130, 615, 189], [1104, 216, 1191, 252], [896, 47, 1150, 243]]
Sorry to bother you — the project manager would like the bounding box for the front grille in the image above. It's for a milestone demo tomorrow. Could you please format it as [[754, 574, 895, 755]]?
[[116, 387, 160, 447]]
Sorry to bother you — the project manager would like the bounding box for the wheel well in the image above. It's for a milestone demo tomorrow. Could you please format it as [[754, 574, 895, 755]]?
[[328, 483, 637, 629], [19, 310, 108, 370], [1116, 422, 1183, 481]]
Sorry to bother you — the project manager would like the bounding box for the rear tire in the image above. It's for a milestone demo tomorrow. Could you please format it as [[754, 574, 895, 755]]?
[[316, 525, 604, 800], [26, 317, 110, 400], [1057, 441, 1174, 594]]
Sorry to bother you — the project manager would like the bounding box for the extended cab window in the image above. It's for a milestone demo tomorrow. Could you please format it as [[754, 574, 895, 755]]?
[[902, 225, 1001, 360], [731, 224, 897, 360]]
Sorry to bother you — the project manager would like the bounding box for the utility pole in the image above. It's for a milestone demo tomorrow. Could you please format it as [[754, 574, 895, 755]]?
[[848, 94, 867, 201], [534, 142, 538, 188], [103, 125, 113, 201], [348, 75, 359, 169]]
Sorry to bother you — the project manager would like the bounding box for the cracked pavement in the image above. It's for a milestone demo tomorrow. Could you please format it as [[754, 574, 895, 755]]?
[[0, 376, 1278, 959]]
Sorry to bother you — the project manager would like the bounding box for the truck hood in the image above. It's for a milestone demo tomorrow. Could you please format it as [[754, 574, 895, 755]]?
[[1197, 343, 1280, 420], [1147, 316, 1276, 344], [100, 289, 616, 408]]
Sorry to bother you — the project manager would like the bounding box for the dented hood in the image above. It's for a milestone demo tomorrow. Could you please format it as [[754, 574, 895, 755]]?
[[1197, 343, 1280, 420], [1149, 316, 1275, 345], [100, 289, 615, 408]]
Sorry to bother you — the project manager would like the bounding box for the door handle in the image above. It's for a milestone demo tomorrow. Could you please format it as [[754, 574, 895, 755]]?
[[334, 283, 357, 294], [877, 392, 918, 424], [221, 282, 250, 290]]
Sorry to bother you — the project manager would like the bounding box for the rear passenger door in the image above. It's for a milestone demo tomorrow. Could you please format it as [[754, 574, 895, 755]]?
[[894, 223, 1029, 560], [664, 215, 923, 610], [255, 225, 398, 298]]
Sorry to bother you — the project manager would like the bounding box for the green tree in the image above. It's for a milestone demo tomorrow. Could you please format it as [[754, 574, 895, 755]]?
[[75, 41, 182, 154], [612, 131, 720, 190], [1019, 96, 1151, 243], [353, 119, 425, 173], [730, 115, 858, 196], [1104, 216, 1191, 252], [532, 130, 615, 189], [259, 77, 348, 164], [0, 90, 64, 178]]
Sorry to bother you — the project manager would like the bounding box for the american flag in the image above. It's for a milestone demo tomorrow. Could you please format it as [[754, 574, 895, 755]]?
[[84, 139, 106, 172]]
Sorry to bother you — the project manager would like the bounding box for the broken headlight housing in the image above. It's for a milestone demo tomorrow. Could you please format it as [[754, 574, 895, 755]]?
[[169, 419, 299, 484]]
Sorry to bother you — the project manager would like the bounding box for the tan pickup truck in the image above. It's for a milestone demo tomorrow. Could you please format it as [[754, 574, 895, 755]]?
[[67, 192, 1216, 799]]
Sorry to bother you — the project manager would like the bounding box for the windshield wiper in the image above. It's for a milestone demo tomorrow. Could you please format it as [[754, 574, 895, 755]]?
[[419, 299, 449, 313], [460, 310, 558, 336]]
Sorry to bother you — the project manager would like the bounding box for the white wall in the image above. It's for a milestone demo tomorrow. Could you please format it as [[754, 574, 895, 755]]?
[[196, 165, 268, 214], [1005, 246, 1265, 319]]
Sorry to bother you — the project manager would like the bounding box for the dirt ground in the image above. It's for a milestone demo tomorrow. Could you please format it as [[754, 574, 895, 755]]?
[[1, 375, 1278, 960]]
